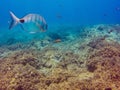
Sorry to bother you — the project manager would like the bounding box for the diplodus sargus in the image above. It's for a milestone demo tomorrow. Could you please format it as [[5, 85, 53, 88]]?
[[9, 11, 48, 33]]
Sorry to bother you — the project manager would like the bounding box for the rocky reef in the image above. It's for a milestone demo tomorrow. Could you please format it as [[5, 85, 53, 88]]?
[[0, 24, 120, 90]]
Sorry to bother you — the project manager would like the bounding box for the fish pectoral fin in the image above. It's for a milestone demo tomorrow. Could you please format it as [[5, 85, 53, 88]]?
[[20, 24, 29, 32], [41, 29, 46, 32], [36, 23, 45, 32]]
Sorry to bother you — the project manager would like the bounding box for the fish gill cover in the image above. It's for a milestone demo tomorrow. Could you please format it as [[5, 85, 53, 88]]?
[[0, 0, 120, 90]]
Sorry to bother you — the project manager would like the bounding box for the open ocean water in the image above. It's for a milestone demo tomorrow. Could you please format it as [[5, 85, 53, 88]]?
[[0, 0, 120, 90]]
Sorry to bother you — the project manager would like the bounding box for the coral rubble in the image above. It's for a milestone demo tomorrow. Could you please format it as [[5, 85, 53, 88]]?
[[0, 24, 120, 90]]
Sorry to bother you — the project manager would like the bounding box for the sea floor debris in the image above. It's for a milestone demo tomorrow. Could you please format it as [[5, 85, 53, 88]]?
[[0, 24, 120, 90]]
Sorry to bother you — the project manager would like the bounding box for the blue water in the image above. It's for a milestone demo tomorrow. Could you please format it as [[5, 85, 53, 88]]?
[[0, 0, 120, 46], [0, 0, 120, 26], [1, 1, 120, 89]]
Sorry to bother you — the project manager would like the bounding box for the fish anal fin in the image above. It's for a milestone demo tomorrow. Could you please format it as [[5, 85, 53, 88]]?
[[20, 24, 25, 30]]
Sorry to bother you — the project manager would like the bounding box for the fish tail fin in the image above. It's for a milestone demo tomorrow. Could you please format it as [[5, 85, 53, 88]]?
[[9, 11, 20, 29]]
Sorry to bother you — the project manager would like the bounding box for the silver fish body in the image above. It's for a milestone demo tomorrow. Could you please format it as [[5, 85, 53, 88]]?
[[9, 11, 48, 33], [23, 14, 46, 24]]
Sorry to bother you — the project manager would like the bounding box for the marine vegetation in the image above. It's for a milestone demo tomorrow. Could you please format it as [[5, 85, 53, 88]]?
[[0, 24, 120, 90]]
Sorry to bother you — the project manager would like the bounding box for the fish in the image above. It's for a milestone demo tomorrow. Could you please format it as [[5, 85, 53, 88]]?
[[53, 39, 61, 43], [116, 7, 120, 11], [9, 11, 48, 33], [103, 13, 107, 17], [56, 14, 63, 19]]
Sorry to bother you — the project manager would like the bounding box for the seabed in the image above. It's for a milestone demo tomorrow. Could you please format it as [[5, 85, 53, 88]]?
[[0, 24, 120, 90]]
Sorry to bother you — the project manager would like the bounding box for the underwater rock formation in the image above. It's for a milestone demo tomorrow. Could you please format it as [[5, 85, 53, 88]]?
[[0, 24, 120, 90]]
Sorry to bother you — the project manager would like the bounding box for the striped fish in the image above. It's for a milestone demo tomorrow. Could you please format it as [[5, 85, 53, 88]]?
[[9, 11, 48, 33]]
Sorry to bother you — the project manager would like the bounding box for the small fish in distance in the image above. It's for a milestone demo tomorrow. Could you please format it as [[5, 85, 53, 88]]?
[[9, 11, 48, 33]]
